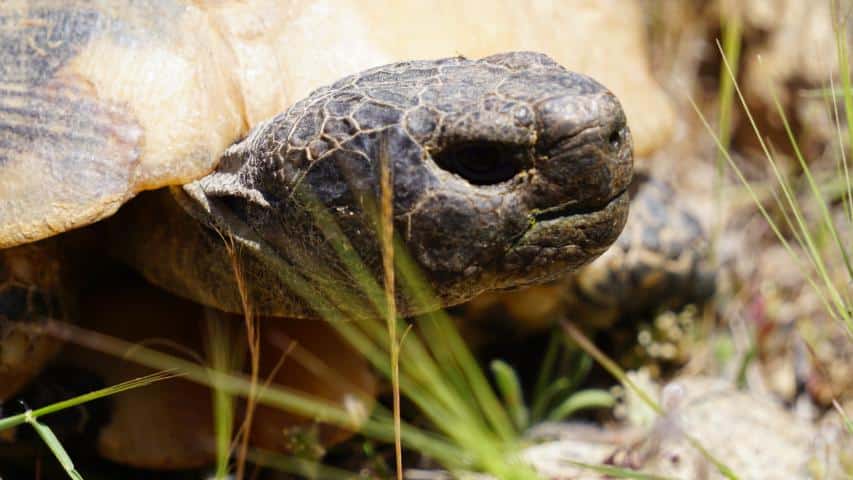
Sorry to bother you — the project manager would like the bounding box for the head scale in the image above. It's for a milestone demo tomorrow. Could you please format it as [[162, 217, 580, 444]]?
[[182, 52, 632, 316]]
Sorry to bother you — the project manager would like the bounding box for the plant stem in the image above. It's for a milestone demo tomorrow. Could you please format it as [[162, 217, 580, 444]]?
[[379, 134, 404, 480]]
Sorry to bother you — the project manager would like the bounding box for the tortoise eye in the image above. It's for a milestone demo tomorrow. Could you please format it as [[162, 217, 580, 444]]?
[[434, 142, 528, 185]]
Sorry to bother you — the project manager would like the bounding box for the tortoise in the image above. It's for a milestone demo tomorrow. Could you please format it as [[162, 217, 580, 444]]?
[[0, 0, 639, 470]]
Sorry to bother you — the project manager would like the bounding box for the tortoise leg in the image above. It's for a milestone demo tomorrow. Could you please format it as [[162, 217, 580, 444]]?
[[0, 242, 70, 401], [62, 275, 376, 470]]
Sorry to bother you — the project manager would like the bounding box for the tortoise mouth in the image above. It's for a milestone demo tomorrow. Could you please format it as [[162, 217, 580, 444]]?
[[531, 193, 623, 223], [512, 187, 630, 251]]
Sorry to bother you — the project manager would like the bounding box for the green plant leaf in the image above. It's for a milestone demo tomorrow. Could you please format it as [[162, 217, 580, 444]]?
[[530, 377, 571, 423], [546, 389, 615, 422], [490, 359, 529, 432], [26, 412, 84, 480]]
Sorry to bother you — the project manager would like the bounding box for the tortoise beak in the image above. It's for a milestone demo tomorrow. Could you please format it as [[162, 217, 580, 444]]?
[[497, 89, 634, 284]]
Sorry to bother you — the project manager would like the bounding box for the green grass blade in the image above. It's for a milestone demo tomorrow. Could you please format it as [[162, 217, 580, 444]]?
[[717, 13, 742, 155], [688, 91, 848, 332], [0, 372, 175, 480], [26, 413, 84, 480], [566, 349, 593, 391], [833, 0, 853, 172], [714, 12, 743, 251], [826, 77, 853, 223], [490, 359, 529, 432], [0, 371, 175, 432], [772, 91, 853, 282], [833, 400, 853, 434], [546, 389, 615, 422], [531, 331, 561, 410], [205, 315, 241, 479], [712, 39, 852, 331], [530, 378, 570, 423]]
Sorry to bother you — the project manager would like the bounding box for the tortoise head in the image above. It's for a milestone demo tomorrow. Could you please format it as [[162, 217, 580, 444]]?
[[181, 52, 632, 315]]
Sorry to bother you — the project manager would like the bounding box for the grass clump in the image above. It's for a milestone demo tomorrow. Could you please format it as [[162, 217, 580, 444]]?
[[0, 371, 176, 480], [693, 34, 853, 337], [490, 332, 616, 434]]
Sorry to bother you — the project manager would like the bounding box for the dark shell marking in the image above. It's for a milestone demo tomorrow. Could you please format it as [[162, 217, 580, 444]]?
[[0, 2, 154, 247], [146, 52, 633, 317]]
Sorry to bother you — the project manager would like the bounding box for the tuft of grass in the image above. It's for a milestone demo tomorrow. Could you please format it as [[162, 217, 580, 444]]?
[[38, 187, 634, 480], [0, 371, 177, 480], [689, 2, 853, 460], [204, 310, 244, 479], [529, 334, 592, 423], [692, 36, 853, 336], [491, 333, 615, 433]]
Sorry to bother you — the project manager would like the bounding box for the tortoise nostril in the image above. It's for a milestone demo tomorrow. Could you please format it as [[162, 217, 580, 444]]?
[[433, 142, 528, 185], [609, 127, 625, 151]]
